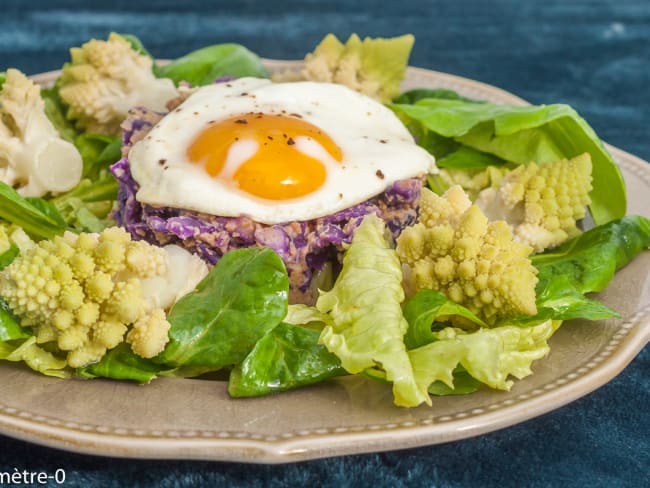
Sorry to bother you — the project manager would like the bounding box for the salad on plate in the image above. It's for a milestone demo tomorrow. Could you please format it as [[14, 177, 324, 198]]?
[[0, 32, 648, 408]]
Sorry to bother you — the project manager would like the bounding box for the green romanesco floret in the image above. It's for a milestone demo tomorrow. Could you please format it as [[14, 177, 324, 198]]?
[[58, 33, 178, 135], [0, 69, 82, 196], [475, 153, 593, 252], [0, 226, 172, 368], [396, 185, 538, 324], [434, 165, 510, 200], [274, 33, 414, 103]]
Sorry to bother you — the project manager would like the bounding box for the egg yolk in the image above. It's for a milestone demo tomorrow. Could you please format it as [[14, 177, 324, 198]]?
[[187, 113, 343, 200]]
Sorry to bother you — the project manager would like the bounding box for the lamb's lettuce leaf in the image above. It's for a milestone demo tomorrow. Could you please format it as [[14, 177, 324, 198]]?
[[155, 44, 269, 86], [77, 343, 163, 383], [402, 289, 486, 350], [228, 322, 345, 397], [0, 300, 30, 341], [156, 247, 288, 370], [532, 215, 650, 294], [0, 182, 66, 239], [391, 98, 626, 225], [316, 214, 429, 407]]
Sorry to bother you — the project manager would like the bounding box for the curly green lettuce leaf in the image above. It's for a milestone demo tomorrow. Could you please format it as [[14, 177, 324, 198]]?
[[284, 303, 334, 330], [228, 322, 346, 397], [316, 214, 429, 407], [155, 247, 288, 370], [409, 319, 560, 394], [391, 99, 626, 225], [0, 337, 68, 378], [156, 44, 269, 86]]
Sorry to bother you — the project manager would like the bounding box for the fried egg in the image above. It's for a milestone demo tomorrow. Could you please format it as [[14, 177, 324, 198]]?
[[128, 78, 435, 224]]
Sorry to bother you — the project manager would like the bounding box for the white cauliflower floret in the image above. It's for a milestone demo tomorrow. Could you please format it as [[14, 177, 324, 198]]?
[[0, 69, 82, 196], [475, 153, 593, 252], [59, 32, 178, 135]]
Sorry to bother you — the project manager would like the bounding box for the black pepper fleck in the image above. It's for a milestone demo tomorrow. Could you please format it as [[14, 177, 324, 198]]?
[[235, 119, 248, 124], [240, 92, 248, 96], [158, 159, 167, 166], [338, 193, 343, 199], [289, 113, 303, 118], [376, 169, 385, 179], [267, 135, 274, 140], [379, 139, 387, 144], [287, 137, 295, 145]]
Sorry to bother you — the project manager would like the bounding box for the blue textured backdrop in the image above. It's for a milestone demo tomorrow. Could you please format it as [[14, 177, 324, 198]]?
[[1, 1, 649, 486]]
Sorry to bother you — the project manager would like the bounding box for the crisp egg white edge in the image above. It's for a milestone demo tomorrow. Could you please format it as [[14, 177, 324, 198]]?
[[128, 77, 436, 224]]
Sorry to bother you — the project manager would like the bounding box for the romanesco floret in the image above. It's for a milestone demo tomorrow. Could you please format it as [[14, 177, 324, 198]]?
[[0, 226, 172, 368], [58, 33, 178, 135], [0, 69, 82, 196], [274, 33, 414, 103], [126, 309, 171, 359], [475, 153, 593, 252], [435, 165, 509, 200], [396, 186, 538, 324]]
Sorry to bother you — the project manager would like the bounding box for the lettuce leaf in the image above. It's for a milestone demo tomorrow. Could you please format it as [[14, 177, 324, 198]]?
[[0, 182, 66, 239], [409, 319, 560, 394], [228, 322, 345, 397], [532, 215, 650, 294], [77, 343, 163, 383], [155, 44, 269, 86], [391, 99, 626, 225], [0, 337, 68, 378], [316, 214, 429, 407], [155, 247, 288, 369], [402, 289, 486, 349]]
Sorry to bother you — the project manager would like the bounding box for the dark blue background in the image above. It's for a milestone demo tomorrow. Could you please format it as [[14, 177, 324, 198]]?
[[1, 1, 649, 486]]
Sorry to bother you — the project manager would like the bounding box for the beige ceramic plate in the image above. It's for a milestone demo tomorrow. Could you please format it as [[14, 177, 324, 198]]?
[[2, 62, 649, 463]]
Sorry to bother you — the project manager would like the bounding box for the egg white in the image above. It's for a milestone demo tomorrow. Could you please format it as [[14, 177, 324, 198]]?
[[128, 78, 436, 224]]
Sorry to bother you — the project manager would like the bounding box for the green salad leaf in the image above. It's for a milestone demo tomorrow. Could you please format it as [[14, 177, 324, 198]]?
[[156, 44, 269, 86], [78, 343, 163, 383], [409, 319, 559, 394], [41, 81, 78, 143], [0, 243, 18, 270], [393, 88, 480, 104], [51, 170, 118, 233], [74, 133, 121, 180], [532, 215, 650, 294], [0, 299, 30, 341], [316, 214, 429, 407], [156, 247, 288, 370], [229, 322, 346, 397], [402, 289, 486, 349], [0, 182, 66, 239], [391, 98, 626, 225], [0, 337, 68, 378]]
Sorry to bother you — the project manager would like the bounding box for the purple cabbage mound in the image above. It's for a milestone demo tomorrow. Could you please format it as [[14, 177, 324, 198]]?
[[111, 108, 422, 303]]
